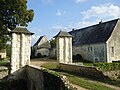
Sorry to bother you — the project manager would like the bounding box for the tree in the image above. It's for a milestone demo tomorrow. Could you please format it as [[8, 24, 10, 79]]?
[[0, 0, 34, 49], [6, 44, 11, 57], [49, 38, 56, 48]]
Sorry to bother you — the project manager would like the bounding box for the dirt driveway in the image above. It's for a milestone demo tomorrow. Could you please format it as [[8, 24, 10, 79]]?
[[30, 58, 56, 67]]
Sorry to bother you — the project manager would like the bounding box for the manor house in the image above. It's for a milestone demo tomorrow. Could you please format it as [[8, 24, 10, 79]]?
[[69, 18, 120, 63], [34, 18, 120, 63]]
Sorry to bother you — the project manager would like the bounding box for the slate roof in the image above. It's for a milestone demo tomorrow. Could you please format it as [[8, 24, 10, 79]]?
[[10, 27, 34, 35], [69, 19, 119, 46], [34, 36, 44, 46], [54, 30, 72, 38]]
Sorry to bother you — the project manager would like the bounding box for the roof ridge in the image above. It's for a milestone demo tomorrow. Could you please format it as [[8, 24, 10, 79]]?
[[70, 18, 119, 32]]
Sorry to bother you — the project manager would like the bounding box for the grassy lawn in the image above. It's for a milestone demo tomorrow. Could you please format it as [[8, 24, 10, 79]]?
[[42, 62, 58, 70], [42, 62, 118, 90], [61, 72, 116, 90]]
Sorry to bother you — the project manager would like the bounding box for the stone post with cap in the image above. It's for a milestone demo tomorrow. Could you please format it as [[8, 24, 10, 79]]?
[[10, 27, 34, 73], [54, 30, 72, 64]]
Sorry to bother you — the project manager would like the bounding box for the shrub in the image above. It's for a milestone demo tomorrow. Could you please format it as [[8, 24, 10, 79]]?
[[94, 62, 120, 71]]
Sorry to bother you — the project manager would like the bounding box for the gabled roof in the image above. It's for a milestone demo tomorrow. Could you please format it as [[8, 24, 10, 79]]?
[[69, 19, 119, 46], [54, 30, 72, 38], [34, 35, 51, 49], [34, 36, 44, 46], [10, 27, 34, 35]]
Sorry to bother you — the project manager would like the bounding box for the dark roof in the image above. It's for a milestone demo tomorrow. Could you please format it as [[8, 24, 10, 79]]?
[[34, 36, 44, 46], [69, 19, 119, 46], [54, 30, 72, 38], [10, 27, 34, 35]]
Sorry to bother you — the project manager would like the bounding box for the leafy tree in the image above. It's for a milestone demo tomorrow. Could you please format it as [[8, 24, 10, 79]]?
[[0, 0, 34, 49], [6, 44, 11, 57], [49, 38, 56, 48]]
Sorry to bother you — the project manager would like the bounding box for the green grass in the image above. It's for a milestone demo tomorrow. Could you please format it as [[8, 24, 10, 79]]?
[[42, 62, 118, 90], [60, 72, 116, 90], [41, 62, 58, 70], [84, 63, 94, 66]]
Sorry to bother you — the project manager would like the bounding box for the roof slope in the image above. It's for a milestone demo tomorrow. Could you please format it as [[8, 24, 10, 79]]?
[[69, 19, 119, 46], [34, 36, 44, 46], [33, 35, 51, 49], [11, 27, 34, 35], [54, 30, 72, 37]]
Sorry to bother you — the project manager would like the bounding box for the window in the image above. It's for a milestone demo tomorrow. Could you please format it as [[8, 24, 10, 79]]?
[[111, 47, 114, 57], [112, 47, 114, 53], [91, 47, 92, 51], [88, 47, 92, 51], [88, 47, 89, 51]]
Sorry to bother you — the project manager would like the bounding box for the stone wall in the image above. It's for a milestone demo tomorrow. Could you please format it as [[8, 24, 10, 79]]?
[[59, 63, 109, 80], [106, 20, 120, 62], [49, 48, 56, 58], [0, 65, 73, 90], [37, 48, 50, 56], [11, 33, 31, 73], [104, 70, 120, 80], [56, 37, 72, 63], [72, 43, 107, 62], [0, 66, 8, 79]]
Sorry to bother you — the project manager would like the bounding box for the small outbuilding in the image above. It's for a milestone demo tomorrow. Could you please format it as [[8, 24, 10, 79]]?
[[33, 35, 51, 57]]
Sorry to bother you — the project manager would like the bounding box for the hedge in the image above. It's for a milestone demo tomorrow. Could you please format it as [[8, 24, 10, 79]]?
[[94, 62, 120, 71]]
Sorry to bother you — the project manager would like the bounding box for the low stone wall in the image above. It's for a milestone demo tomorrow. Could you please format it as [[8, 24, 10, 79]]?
[[0, 65, 74, 90], [59, 63, 109, 80], [104, 70, 120, 80], [0, 66, 8, 79]]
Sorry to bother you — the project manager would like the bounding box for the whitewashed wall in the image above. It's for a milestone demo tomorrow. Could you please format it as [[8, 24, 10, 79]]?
[[37, 48, 49, 56], [106, 20, 120, 62], [11, 33, 31, 73], [56, 37, 72, 63], [72, 43, 107, 62]]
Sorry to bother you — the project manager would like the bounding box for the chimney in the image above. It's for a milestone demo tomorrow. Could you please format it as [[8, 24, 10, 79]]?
[[99, 20, 102, 24], [72, 28, 75, 31]]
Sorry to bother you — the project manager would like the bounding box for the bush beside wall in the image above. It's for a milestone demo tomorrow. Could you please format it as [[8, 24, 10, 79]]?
[[94, 62, 120, 71]]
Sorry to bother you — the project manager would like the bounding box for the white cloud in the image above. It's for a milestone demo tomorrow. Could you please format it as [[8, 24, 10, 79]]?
[[56, 10, 66, 16], [75, 0, 88, 3], [50, 20, 100, 33], [51, 24, 67, 30], [82, 4, 120, 19]]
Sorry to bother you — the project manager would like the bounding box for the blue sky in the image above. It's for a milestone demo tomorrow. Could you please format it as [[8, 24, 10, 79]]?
[[27, 0, 120, 45]]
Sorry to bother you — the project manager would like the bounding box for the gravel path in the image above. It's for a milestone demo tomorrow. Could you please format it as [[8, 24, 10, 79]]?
[[30, 58, 56, 66]]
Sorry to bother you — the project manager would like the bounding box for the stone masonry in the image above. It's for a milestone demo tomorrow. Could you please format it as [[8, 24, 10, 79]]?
[[54, 30, 72, 64], [10, 27, 33, 73]]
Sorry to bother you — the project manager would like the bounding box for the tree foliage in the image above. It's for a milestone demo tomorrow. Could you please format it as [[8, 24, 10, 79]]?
[[0, 0, 34, 49], [49, 38, 56, 48]]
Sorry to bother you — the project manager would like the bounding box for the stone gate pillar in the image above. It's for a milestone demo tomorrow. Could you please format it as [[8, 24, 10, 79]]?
[[54, 30, 72, 64], [10, 27, 34, 73]]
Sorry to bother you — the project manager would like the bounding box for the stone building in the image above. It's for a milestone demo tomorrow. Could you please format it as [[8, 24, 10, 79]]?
[[69, 18, 120, 63], [0, 49, 6, 59], [33, 35, 51, 57]]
